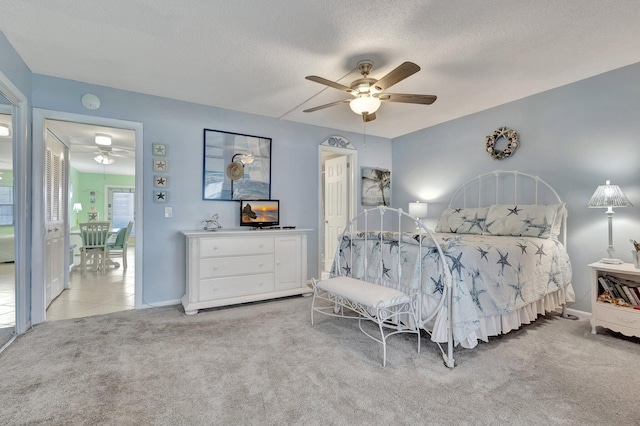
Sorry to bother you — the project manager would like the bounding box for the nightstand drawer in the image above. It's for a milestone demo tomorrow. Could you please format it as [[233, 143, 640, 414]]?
[[199, 273, 275, 300], [594, 302, 640, 328], [200, 254, 274, 278]]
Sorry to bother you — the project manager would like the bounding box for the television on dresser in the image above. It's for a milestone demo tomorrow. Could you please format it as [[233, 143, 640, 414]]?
[[240, 199, 279, 228]]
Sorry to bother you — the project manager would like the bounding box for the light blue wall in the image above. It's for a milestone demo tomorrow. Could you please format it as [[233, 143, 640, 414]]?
[[0, 32, 32, 98], [392, 62, 640, 313], [32, 74, 392, 305]]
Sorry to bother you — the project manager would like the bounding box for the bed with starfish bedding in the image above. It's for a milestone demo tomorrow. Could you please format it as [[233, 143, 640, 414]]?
[[324, 170, 574, 367]]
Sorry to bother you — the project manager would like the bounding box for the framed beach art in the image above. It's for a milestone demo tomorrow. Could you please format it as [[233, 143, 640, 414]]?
[[203, 129, 272, 201], [361, 167, 391, 206]]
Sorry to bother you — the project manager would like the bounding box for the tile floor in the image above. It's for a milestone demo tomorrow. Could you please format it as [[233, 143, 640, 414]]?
[[46, 252, 135, 321], [0, 262, 15, 329], [0, 251, 135, 328]]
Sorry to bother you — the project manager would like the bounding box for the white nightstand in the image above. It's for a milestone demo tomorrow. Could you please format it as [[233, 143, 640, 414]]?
[[589, 262, 640, 338]]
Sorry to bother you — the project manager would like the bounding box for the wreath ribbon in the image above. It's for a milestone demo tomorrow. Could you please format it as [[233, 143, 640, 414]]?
[[486, 127, 519, 160]]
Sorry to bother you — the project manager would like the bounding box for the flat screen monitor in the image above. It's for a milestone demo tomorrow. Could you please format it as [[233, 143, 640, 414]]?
[[240, 200, 279, 228]]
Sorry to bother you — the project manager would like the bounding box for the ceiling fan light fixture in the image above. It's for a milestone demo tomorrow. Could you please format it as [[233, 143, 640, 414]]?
[[349, 95, 381, 115], [95, 134, 112, 146], [94, 153, 114, 165], [0, 124, 10, 137]]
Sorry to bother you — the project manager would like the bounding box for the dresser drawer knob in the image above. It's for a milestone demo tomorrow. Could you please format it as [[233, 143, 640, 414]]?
[[213, 266, 219, 271], [259, 243, 264, 248], [213, 246, 218, 250], [258, 263, 264, 267]]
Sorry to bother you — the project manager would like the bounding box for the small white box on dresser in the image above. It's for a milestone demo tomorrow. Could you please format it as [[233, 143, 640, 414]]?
[[589, 262, 640, 338], [182, 228, 312, 315]]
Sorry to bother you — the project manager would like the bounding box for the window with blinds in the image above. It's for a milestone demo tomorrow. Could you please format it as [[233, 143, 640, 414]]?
[[0, 185, 13, 225]]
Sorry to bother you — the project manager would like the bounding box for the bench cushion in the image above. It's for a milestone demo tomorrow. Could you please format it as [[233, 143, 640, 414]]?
[[317, 276, 411, 309]]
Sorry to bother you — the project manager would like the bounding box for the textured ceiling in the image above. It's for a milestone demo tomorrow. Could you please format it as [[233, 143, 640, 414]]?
[[2, 1, 640, 139]]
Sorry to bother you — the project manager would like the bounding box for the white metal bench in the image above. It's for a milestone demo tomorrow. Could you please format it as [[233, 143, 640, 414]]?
[[311, 275, 420, 367], [311, 206, 451, 367]]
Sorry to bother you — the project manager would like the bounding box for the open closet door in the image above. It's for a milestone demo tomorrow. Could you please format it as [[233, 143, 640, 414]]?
[[44, 131, 67, 306]]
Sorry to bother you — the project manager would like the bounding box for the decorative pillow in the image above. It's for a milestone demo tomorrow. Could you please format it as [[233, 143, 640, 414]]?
[[549, 203, 566, 240], [484, 204, 558, 238], [435, 207, 489, 234]]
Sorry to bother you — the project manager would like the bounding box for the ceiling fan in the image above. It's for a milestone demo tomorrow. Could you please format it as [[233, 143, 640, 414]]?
[[78, 146, 130, 164], [303, 60, 437, 122]]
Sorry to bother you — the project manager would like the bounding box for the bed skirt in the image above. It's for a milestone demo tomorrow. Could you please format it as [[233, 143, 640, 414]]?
[[431, 283, 576, 349]]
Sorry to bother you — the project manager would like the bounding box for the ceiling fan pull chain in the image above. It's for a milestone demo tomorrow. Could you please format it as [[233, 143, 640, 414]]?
[[363, 121, 367, 152]]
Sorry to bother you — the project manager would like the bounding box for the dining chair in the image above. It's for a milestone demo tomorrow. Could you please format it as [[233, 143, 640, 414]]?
[[107, 221, 133, 270], [79, 221, 110, 273]]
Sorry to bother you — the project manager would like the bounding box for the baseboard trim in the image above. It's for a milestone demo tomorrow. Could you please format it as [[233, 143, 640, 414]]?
[[565, 307, 590, 319], [142, 298, 181, 309]]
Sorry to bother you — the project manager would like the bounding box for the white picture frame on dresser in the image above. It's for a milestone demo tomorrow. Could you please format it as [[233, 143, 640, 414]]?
[[182, 228, 312, 315]]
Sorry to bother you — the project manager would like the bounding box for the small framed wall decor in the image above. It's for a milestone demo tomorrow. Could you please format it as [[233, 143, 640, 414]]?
[[361, 167, 391, 206], [153, 143, 167, 156], [154, 175, 168, 188], [153, 190, 168, 203], [153, 158, 168, 172]]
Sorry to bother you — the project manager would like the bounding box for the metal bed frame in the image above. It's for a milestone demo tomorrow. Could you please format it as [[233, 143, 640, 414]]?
[[312, 170, 572, 368]]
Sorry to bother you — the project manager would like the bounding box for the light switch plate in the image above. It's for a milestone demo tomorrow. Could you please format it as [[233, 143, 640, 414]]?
[[165, 207, 172, 218]]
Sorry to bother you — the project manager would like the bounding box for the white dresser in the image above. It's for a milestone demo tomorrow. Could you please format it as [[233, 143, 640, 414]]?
[[181, 228, 312, 314]]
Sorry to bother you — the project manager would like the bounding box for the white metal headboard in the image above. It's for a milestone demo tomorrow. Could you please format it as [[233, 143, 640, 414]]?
[[448, 170, 567, 244]]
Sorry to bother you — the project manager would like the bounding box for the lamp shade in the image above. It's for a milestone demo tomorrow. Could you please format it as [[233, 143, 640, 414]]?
[[409, 201, 429, 218], [350, 95, 381, 115], [72, 203, 83, 213], [0, 124, 10, 137], [587, 180, 633, 208]]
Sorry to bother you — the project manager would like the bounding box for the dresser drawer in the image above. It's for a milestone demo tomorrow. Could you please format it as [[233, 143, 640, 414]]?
[[200, 236, 273, 257], [200, 254, 274, 278], [199, 273, 274, 300], [594, 302, 640, 329]]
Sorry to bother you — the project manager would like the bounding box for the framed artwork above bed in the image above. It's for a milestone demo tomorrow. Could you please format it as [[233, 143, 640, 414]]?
[[361, 167, 390, 206]]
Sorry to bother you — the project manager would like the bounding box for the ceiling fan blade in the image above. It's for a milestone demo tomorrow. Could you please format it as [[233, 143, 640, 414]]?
[[362, 112, 376, 122], [378, 93, 437, 105], [373, 62, 420, 92], [303, 99, 351, 113], [306, 76, 354, 93]]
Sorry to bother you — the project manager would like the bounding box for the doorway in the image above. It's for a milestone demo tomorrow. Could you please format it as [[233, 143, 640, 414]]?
[[318, 142, 357, 278], [0, 69, 28, 347], [0, 102, 14, 348], [31, 110, 143, 325]]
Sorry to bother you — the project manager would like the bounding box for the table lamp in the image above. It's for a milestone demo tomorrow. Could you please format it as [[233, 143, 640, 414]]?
[[587, 180, 633, 264], [72, 203, 82, 227], [409, 201, 428, 229]]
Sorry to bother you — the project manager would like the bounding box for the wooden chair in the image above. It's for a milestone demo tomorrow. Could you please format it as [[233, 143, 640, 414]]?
[[107, 221, 133, 269], [79, 221, 110, 273]]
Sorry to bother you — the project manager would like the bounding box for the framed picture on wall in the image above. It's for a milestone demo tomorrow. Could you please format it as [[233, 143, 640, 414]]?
[[153, 190, 168, 203], [154, 175, 168, 188], [203, 129, 272, 201], [153, 158, 168, 172], [152, 143, 167, 156], [361, 167, 391, 206]]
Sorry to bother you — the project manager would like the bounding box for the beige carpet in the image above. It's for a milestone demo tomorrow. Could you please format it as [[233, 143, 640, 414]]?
[[1, 296, 638, 425]]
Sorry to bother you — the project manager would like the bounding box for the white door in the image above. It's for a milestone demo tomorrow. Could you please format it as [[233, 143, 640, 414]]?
[[324, 155, 348, 271], [44, 132, 67, 306]]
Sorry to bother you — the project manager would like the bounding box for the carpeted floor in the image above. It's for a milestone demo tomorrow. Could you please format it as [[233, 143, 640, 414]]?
[[1, 295, 638, 425]]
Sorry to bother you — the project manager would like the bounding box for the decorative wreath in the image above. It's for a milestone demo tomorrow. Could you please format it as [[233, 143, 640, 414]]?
[[485, 127, 519, 160]]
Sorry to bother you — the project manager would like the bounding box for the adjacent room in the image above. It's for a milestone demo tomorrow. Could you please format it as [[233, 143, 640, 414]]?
[[0, 1, 639, 424]]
